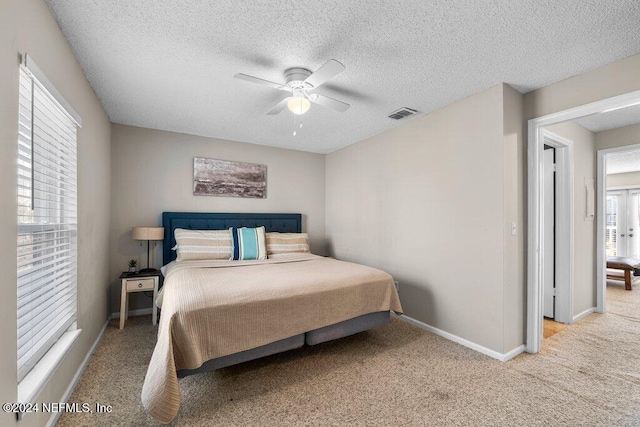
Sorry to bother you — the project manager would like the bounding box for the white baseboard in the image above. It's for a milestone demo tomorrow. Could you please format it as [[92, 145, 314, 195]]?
[[502, 344, 526, 362], [46, 317, 110, 427], [111, 307, 153, 319], [394, 313, 525, 362], [572, 307, 595, 323]]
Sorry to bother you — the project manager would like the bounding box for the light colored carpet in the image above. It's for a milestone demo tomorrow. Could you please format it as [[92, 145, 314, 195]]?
[[58, 285, 640, 426]]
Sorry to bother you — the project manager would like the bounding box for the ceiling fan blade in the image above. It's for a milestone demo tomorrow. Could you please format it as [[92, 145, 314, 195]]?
[[266, 97, 291, 115], [309, 94, 350, 112], [234, 73, 283, 90], [304, 59, 345, 88]]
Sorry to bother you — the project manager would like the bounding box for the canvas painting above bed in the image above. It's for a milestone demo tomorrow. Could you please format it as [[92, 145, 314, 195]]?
[[193, 157, 267, 198]]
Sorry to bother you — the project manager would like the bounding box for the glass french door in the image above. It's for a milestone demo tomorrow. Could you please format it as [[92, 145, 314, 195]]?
[[606, 189, 640, 257]]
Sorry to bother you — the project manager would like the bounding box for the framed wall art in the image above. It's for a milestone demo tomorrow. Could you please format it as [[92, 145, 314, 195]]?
[[193, 157, 267, 198]]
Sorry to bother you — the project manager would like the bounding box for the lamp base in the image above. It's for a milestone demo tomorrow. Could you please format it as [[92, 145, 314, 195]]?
[[139, 268, 158, 274]]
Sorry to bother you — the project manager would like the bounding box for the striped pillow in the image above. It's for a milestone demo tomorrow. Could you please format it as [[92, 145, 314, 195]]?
[[265, 232, 310, 255], [174, 228, 233, 261], [232, 226, 267, 260]]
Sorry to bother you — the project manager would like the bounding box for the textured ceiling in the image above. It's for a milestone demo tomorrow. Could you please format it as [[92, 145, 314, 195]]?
[[45, 0, 640, 154], [607, 149, 640, 175], [575, 104, 640, 133]]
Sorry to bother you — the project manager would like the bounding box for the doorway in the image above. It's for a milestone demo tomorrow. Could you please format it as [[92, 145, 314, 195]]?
[[598, 144, 640, 299], [543, 145, 556, 319], [527, 89, 640, 354], [539, 130, 573, 326]]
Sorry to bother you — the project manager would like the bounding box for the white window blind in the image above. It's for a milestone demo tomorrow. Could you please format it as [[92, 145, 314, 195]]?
[[17, 67, 78, 382]]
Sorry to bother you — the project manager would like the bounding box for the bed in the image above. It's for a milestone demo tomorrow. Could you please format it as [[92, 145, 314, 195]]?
[[141, 212, 403, 423]]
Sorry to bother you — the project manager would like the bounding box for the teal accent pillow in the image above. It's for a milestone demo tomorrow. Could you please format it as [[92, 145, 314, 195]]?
[[232, 226, 267, 260]]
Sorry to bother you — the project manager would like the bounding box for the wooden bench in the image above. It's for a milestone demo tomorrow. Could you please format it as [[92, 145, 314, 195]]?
[[606, 256, 639, 291]]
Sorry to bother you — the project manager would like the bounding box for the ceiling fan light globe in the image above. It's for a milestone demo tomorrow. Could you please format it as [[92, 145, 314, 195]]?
[[287, 97, 311, 115]]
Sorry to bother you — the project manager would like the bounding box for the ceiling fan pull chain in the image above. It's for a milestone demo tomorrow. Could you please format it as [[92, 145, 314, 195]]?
[[293, 113, 297, 136]]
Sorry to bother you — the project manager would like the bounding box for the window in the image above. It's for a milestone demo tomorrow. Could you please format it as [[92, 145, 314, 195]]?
[[606, 189, 640, 258], [606, 194, 619, 256], [17, 63, 79, 386]]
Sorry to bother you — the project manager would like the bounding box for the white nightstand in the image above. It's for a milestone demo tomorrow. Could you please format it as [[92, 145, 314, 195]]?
[[119, 271, 161, 329]]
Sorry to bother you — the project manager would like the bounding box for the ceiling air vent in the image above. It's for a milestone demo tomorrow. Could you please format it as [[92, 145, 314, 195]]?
[[388, 107, 418, 120]]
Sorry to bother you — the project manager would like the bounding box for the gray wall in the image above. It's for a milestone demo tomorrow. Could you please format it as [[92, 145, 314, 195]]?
[[0, 1, 112, 426], [326, 84, 524, 354], [543, 122, 597, 316], [110, 124, 326, 312], [326, 47, 640, 353]]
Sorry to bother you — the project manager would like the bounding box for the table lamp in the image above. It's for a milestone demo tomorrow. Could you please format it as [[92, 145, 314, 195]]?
[[132, 226, 164, 273]]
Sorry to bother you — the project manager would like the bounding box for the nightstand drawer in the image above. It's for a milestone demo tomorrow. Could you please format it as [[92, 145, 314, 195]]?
[[126, 278, 155, 291]]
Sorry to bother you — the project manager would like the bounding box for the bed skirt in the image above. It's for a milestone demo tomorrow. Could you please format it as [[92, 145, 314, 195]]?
[[176, 310, 391, 378]]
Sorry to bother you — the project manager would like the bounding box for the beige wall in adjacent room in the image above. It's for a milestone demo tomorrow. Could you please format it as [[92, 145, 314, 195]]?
[[110, 124, 326, 312], [607, 171, 640, 188], [597, 123, 640, 151], [0, 1, 112, 426], [543, 122, 597, 316], [598, 123, 640, 189], [326, 84, 521, 354]]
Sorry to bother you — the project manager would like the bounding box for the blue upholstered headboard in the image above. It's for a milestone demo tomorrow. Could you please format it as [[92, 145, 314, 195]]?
[[162, 212, 302, 265]]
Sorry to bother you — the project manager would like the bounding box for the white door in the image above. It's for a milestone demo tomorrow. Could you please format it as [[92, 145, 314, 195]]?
[[606, 189, 640, 257], [543, 148, 555, 319]]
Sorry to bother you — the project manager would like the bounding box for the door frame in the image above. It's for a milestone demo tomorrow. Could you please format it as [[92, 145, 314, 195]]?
[[540, 129, 573, 325], [527, 89, 640, 354], [597, 143, 640, 310]]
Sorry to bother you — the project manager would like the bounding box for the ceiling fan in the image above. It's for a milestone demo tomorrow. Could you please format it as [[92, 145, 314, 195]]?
[[234, 59, 350, 115]]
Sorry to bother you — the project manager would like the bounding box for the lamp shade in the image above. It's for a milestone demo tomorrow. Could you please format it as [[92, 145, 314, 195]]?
[[132, 227, 164, 241], [287, 97, 311, 115]]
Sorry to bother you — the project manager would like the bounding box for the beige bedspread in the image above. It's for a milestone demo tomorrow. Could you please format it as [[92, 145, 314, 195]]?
[[141, 254, 403, 423]]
